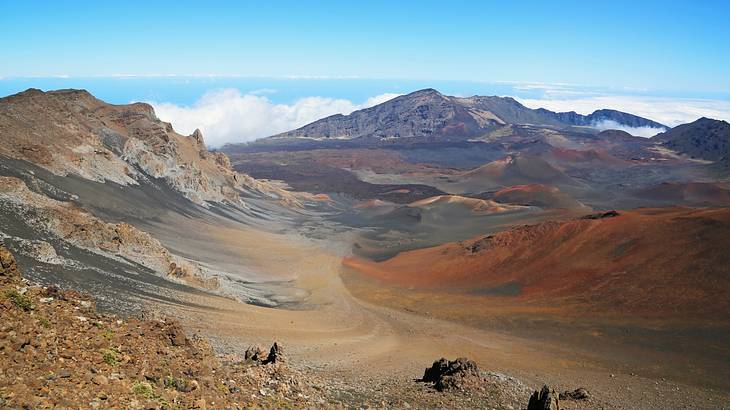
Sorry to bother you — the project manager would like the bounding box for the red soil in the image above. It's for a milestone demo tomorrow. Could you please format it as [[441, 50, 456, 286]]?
[[493, 184, 587, 210], [344, 207, 730, 319]]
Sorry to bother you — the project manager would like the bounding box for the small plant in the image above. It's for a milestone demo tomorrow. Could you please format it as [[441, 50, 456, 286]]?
[[132, 380, 155, 399], [4, 289, 33, 311], [101, 328, 114, 341], [163, 375, 177, 389], [101, 348, 119, 366], [38, 317, 51, 328]]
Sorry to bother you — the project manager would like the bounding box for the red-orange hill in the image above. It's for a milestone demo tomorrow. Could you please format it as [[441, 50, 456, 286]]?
[[344, 207, 730, 319]]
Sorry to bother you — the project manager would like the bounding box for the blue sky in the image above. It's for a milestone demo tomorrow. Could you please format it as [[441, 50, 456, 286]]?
[[2, 1, 730, 145], [2, 1, 729, 92]]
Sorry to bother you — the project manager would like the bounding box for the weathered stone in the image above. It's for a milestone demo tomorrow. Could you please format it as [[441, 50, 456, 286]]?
[[265, 342, 285, 364], [559, 387, 590, 400], [421, 357, 481, 391], [91, 375, 108, 386], [244, 345, 266, 362], [0, 244, 19, 279], [166, 321, 188, 347], [527, 385, 560, 410]]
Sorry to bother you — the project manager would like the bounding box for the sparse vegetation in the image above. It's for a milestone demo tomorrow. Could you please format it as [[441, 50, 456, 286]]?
[[131, 380, 155, 399], [4, 289, 33, 311], [163, 375, 180, 390], [101, 348, 119, 366], [101, 328, 114, 341], [38, 316, 51, 328]]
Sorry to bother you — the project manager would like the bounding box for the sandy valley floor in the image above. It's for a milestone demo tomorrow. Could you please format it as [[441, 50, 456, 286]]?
[[151, 225, 730, 409]]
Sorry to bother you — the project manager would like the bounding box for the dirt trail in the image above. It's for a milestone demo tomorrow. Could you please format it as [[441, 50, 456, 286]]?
[[158, 230, 729, 409]]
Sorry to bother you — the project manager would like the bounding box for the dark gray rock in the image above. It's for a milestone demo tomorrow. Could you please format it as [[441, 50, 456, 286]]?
[[265, 342, 285, 364], [560, 387, 590, 400], [528, 385, 560, 410]]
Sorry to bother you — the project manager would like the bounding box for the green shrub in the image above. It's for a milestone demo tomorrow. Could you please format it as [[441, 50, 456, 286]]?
[[132, 380, 155, 399], [4, 289, 33, 311], [101, 348, 119, 366], [101, 328, 114, 341]]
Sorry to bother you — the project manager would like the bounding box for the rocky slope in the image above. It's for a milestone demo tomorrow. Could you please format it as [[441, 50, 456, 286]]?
[[0, 243, 326, 409], [0, 176, 215, 289], [262, 88, 665, 143], [0, 88, 297, 207], [0, 88, 322, 313], [653, 117, 730, 164], [0, 244, 542, 409]]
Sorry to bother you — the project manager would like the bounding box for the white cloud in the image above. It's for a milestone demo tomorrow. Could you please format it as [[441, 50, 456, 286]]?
[[591, 120, 666, 138], [518, 95, 730, 128], [150, 90, 400, 148]]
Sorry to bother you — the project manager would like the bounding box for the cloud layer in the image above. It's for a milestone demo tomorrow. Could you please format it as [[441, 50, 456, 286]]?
[[591, 120, 666, 138], [151, 89, 400, 147]]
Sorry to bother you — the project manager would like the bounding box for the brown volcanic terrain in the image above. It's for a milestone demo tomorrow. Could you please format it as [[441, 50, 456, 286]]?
[[632, 181, 730, 206], [0, 88, 296, 206], [344, 207, 730, 319], [491, 184, 589, 210], [4, 87, 730, 408]]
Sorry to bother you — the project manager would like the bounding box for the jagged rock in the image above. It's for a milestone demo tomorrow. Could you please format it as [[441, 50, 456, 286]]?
[[0, 242, 19, 279], [244, 345, 266, 362], [528, 385, 560, 410], [191, 128, 205, 146], [265, 342, 285, 364], [559, 387, 590, 400], [421, 357, 481, 391], [166, 321, 189, 346]]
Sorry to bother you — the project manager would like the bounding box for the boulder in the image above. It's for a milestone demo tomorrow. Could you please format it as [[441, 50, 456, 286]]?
[[421, 357, 481, 391], [559, 387, 590, 400], [527, 385, 560, 410]]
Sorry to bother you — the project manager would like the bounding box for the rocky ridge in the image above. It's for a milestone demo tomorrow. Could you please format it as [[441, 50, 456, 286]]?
[[0, 88, 298, 207]]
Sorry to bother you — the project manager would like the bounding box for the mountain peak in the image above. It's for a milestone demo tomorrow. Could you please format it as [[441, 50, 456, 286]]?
[[653, 116, 730, 163], [396, 88, 447, 102], [257, 88, 668, 144], [411, 88, 442, 96]]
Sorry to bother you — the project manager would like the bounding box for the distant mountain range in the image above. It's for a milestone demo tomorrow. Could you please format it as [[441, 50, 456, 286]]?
[[264, 88, 666, 142]]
